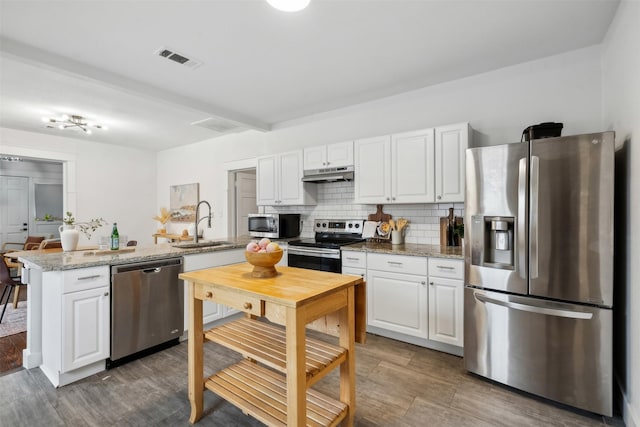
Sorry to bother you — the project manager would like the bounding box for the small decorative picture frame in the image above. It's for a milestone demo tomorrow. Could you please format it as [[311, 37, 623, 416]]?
[[170, 183, 199, 222]]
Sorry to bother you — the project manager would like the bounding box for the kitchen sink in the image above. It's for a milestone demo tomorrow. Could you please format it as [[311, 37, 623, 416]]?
[[172, 240, 233, 249]]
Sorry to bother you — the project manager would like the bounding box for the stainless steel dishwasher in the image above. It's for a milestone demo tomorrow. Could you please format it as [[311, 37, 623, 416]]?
[[108, 257, 183, 368]]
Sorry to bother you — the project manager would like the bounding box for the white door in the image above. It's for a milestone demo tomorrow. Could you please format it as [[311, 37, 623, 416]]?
[[0, 176, 30, 247], [392, 129, 435, 203], [62, 287, 110, 372], [428, 276, 464, 347], [435, 123, 468, 202], [354, 135, 391, 204], [367, 269, 428, 338], [235, 171, 257, 237]]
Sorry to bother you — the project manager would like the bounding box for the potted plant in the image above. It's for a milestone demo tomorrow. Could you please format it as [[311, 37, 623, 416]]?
[[59, 211, 107, 251], [152, 207, 171, 234]]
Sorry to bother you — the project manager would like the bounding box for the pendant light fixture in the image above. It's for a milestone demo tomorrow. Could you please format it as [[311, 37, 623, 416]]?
[[266, 0, 310, 12], [42, 114, 108, 134]]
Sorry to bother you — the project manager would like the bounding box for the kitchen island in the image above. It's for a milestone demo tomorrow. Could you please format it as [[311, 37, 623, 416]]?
[[181, 263, 363, 426], [13, 237, 256, 385]]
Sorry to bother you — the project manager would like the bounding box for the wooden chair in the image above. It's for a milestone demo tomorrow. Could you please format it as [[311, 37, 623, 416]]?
[[0, 256, 24, 323], [39, 239, 62, 249], [1, 235, 45, 253]]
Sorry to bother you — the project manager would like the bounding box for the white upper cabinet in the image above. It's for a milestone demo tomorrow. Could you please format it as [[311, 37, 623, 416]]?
[[435, 123, 469, 202], [304, 141, 354, 170], [391, 129, 435, 203], [354, 122, 469, 204], [257, 150, 317, 206], [354, 135, 391, 204]]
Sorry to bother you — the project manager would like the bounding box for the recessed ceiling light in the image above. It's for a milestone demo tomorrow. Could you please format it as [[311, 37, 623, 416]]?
[[266, 0, 310, 12]]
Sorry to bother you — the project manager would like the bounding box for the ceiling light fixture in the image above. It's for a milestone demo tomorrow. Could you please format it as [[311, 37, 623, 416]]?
[[0, 156, 22, 162], [42, 114, 108, 134], [266, 0, 310, 12]]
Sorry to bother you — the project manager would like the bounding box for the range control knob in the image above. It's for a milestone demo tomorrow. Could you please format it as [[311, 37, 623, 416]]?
[[348, 223, 353, 228], [316, 222, 321, 227], [322, 222, 327, 228], [354, 223, 360, 228]]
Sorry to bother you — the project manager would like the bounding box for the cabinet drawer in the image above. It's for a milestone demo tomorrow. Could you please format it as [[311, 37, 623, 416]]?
[[195, 283, 263, 317], [428, 258, 463, 280], [367, 253, 427, 276], [342, 251, 366, 269], [63, 266, 110, 293]]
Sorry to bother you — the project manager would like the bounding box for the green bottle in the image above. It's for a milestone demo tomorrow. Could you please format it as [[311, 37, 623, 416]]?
[[111, 223, 119, 250]]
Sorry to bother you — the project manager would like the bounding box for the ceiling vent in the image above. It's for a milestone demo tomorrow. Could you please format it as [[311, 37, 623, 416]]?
[[155, 47, 202, 69], [191, 117, 246, 134]]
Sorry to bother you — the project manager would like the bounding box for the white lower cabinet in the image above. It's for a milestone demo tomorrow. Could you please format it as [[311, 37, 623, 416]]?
[[367, 269, 428, 338], [62, 286, 110, 372], [366, 253, 428, 339], [342, 251, 463, 354], [182, 249, 245, 329], [428, 258, 464, 347], [41, 266, 111, 387]]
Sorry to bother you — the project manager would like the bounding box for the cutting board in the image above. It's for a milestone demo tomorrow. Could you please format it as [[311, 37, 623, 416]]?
[[368, 205, 391, 223]]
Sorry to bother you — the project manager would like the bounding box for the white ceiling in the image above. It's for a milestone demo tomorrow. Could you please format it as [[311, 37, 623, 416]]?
[[0, 0, 620, 151]]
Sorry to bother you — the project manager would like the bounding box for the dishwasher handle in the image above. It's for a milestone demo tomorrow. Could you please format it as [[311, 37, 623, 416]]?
[[111, 257, 183, 275]]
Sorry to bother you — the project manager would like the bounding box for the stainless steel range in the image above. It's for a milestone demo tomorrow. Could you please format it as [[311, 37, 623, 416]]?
[[288, 219, 365, 272]]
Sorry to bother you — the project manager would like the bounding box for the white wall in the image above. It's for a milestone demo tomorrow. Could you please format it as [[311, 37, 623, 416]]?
[[158, 45, 603, 240], [602, 1, 640, 426], [0, 128, 157, 245]]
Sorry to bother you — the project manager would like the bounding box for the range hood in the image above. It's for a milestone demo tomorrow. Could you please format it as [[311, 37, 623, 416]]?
[[302, 165, 354, 183]]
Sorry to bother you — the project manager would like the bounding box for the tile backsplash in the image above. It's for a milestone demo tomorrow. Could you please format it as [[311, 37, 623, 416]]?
[[263, 181, 464, 245]]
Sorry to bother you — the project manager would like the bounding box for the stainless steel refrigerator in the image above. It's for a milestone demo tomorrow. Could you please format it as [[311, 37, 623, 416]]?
[[464, 131, 614, 416]]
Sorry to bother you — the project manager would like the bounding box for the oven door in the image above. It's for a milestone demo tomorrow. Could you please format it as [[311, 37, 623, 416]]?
[[288, 246, 341, 273]]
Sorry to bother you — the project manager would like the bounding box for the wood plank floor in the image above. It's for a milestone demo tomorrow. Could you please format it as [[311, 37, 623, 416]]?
[[0, 333, 624, 426]]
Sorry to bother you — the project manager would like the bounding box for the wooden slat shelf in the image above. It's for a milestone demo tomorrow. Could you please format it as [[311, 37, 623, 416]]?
[[206, 359, 347, 427], [205, 318, 347, 387]]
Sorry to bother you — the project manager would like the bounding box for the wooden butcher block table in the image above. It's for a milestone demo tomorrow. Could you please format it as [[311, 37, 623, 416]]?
[[180, 262, 365, 426]]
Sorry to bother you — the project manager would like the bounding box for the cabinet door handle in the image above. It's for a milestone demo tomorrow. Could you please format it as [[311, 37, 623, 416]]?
[[77, 275, 101, 281], [437, 195, 442, 200], [345, 257, 360, 261], [205, 291, 213, 298], [392, 197, 396, 201], [243, 302, 252, 310], [387, 261, 403, 266], [429, 282, 434, 286], [436, 265, 455, 270], [103, 292, 109, 296], [421, 281, 426, 286]]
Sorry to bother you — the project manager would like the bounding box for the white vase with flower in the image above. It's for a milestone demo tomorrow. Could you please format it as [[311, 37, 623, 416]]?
[[59, 212, 107, 251]]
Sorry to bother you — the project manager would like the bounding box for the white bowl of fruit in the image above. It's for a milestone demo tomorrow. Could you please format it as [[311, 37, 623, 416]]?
[[245, 238, 283, 278]]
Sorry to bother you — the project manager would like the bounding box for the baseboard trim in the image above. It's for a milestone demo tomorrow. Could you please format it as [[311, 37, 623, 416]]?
[[616, 374, 639, 427]]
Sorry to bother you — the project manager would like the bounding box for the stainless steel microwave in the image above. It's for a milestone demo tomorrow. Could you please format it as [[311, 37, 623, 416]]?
[[248, 214, 301, 239]]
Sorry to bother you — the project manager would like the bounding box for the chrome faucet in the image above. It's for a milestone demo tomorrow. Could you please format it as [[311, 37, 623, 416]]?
[[194, 200, 212, 243]]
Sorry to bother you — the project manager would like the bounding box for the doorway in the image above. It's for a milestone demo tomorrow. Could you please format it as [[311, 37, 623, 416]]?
[[228, 169, 257, 238], [0, 176, 29, 247]]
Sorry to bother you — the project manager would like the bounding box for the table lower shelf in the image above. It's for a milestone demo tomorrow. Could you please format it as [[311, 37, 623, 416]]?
[[206, 359, 347, 427], [205, 317, 347, 386]]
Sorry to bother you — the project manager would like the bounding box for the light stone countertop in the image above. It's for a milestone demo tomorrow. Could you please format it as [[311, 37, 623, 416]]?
[[17, 236, 264, 271], [341, 241, 463, 259]]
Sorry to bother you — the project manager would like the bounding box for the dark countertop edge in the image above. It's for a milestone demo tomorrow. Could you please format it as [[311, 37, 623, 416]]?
[[340, 242, 463, 259]]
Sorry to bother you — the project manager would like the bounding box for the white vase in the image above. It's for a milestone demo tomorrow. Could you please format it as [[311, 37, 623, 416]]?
[[59, 224, 80, 252]]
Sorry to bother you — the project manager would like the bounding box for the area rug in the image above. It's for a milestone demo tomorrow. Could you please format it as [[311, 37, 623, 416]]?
[[0, 300, 27, 338]]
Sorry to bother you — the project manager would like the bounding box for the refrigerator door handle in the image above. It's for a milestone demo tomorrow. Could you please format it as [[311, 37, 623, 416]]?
[[530, 155, 540, 279], [474, 293, 593, 319], [518, 157, 527, 279]]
